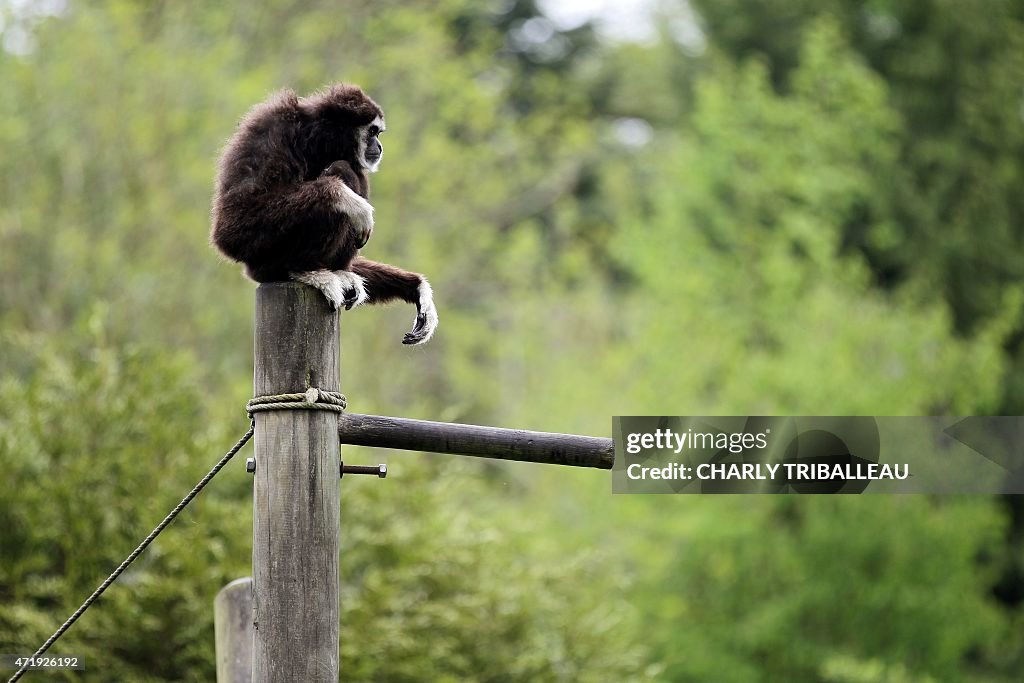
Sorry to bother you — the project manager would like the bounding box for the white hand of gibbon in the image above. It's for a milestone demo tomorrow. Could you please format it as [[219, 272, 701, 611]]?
[[332, 181, 374, 248]]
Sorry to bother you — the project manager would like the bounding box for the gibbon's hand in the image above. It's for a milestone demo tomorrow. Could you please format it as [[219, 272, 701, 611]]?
[[326, 178, 374, 248], [352, 206, 373, 249], [321, 160, 373, 248], [402, 280, 438, 345]]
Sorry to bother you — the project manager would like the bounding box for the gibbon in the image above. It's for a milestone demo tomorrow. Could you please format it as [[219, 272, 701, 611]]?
[[211, 84, 437, 345]]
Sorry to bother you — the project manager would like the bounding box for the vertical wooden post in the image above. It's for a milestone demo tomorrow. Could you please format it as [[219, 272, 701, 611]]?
[[252, 282, 340, 682], [215, 577, 254, 683]]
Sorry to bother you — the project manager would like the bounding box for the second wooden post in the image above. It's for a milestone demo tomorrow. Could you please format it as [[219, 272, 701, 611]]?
[[252, 282, 341, 682]]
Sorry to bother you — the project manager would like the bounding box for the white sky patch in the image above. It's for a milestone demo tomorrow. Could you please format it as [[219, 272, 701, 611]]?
[[612, 117, 654, 148], [508, 15, 571, 61], [539, 0, 705, 53], [0, 0, 67, 55], [540, 0, 659, 42]]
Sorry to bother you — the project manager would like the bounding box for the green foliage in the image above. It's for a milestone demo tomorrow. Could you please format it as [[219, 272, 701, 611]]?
[[500, 20, 1005, 424], [1, 0, 1023, 681], [691, 0, 1024, 404], [0, 318, 251, 681], [339, 460, 648, 682], [627, 497, 1005, 682]]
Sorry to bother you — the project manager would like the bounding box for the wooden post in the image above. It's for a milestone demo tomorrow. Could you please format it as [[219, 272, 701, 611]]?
[[252, 282, 340, 682], [214, 577, 254, 683]]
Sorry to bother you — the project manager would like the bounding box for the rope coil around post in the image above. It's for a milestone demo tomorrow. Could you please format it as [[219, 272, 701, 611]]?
[[247, 388, 347, 416], [246, 389, 386, 480]]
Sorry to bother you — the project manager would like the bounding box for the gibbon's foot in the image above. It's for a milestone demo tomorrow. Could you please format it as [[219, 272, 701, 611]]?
[[290, 269, 367, 310], [402, 280, 438, 345], [335, 270, 369, 310]]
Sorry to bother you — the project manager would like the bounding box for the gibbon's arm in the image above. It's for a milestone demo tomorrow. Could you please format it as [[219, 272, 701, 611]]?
[[215, 175, 373, 263], [322, 160, 364, 195], [350, 257, 438, 345], [267, 175, 374, 248]]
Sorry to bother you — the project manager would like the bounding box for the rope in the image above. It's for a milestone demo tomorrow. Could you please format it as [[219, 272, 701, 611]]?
[[247, 388, 347, 415], [8, 388, 346, 683]]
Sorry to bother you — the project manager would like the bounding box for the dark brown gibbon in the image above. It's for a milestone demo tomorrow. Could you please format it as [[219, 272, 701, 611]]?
[[210, 84, 437, 345]]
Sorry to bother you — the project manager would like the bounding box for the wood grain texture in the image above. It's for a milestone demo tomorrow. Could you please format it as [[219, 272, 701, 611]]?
[[252, 282, 340, 682], [215, 577, 254, 683], [338, 413, 614, 469]]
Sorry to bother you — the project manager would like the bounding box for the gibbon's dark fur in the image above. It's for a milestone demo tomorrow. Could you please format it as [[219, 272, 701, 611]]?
[[210, 85, 434, 342]]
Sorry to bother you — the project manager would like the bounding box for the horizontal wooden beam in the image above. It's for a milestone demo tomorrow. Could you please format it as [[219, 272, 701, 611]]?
[[338, 413, 614, 469]]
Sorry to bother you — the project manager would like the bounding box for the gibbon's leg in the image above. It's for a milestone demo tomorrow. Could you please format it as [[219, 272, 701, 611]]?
[[349, 257, 438, 345], [290, 269, 367, 310]]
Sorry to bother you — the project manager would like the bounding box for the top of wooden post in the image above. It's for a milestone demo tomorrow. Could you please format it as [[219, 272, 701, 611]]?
[[254, 282, 340, 395]]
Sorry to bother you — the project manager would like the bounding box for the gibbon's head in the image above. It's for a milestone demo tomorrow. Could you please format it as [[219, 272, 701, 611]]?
[[303, 84, 386, 174]]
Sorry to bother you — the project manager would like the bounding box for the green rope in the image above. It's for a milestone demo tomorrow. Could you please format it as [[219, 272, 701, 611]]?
[[247, 388, 347, 415], [8, 388, 346, 682]]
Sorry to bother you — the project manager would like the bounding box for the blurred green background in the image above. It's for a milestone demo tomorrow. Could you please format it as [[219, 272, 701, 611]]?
[[1, 0, 1023, 680]]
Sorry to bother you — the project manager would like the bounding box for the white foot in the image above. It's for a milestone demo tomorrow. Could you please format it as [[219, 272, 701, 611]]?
[[334, 270, 368, 309], [291, 269, 367, 310]]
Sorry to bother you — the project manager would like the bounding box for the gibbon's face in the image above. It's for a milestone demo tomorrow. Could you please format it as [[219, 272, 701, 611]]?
[[358, 115, 385, 173]]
